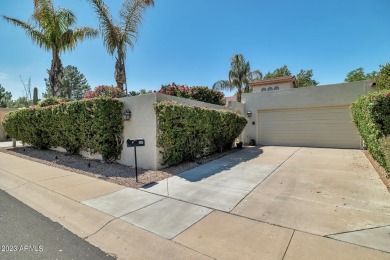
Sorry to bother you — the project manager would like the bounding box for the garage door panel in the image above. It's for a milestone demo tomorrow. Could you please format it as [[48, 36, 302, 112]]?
[[257, 107, 361, 149]]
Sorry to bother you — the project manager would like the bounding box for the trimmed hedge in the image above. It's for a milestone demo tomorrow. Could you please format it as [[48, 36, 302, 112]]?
[[3, 98, 124, 161], [155, 101, 247, 165], [158, 83, 225, 106], [350, 90, 390, 174]]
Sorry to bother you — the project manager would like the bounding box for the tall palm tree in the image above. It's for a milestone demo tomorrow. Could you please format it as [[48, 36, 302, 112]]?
[[3, 0, 98, 97], [213, 54, 262, 102], [90, 0, 154, 93]]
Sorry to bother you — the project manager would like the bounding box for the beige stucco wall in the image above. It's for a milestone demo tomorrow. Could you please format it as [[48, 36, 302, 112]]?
[[240, 80, 375, 144], [118, 94, 159, 169], [47, 94, 229, 170], [0, 108, 17, 141], [119, 93, 229, 170], [253, 81, 294, 92]]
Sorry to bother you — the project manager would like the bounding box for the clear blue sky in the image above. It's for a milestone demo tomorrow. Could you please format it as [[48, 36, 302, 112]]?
[[1, 0, 389, 99]]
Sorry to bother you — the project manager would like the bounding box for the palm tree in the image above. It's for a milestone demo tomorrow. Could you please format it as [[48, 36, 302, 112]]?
[[212, 54, 262, 102], [90, 0, 154, 93], [3, 0, 98, 96]]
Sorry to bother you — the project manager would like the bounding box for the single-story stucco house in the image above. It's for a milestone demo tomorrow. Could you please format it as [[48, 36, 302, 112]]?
[[1, 79, 374, 170], [228, 79, 374, 150]]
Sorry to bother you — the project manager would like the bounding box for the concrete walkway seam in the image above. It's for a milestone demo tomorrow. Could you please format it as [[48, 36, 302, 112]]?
[[325, 224, 390, 237], [281, 230, 296, 260], [228, 210, 390, 254], [325, 236, 390, 255], [170, 209, 215, 240]]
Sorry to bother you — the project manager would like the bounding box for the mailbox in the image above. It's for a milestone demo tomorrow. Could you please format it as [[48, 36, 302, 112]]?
[[127, 139, 145, 147]]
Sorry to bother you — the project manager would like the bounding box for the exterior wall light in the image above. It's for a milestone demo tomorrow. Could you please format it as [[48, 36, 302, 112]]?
[[123, 109, 131, 120], [247, 111, 252, 117]]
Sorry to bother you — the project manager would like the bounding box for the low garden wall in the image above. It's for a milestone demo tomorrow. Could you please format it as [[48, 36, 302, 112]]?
[[2, 94, 246, 170], [119, 93, 244, 169]]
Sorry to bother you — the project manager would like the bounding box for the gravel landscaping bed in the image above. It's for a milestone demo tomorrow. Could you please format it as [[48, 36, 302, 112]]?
[[0, 146, 240, 189]]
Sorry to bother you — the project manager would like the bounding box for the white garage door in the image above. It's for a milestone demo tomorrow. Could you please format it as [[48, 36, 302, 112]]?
[[257, 106, 361, 148]]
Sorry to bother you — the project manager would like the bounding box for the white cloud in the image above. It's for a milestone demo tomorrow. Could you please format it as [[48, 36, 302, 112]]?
[[0, 73, 7, 80]]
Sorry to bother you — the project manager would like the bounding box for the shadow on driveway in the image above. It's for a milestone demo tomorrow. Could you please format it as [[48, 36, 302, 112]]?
[[176, 147, 263, 182]]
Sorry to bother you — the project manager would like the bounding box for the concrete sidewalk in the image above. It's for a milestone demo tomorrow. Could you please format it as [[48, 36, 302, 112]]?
[[1, 147, 390, 259]]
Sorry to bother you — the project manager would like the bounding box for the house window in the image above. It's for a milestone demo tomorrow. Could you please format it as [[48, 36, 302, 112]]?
[[274, 86, 279, 90], [267, 87, 273, 91], [261, 88, 266, 91]]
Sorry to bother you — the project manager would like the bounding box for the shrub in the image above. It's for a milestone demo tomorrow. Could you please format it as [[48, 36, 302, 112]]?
[[84, 85, 126, 99], [38, 97, 73, 107], [155, 101, 247, 165], [3, 98, 124, 161], [350, 90, 390, 174], [379, 136, 390, 171], [3, 107, 51, 149], [375, 63, 390, 90], [158, 83, 225, 105]]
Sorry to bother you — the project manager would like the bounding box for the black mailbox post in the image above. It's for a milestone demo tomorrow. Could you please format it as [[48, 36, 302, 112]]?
[[127, 139, 145, 182]]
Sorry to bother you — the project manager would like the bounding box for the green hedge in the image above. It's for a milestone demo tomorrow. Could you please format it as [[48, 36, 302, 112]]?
[[3, 98, 124, 161], [155, 101, 247, 165], [350, 90, 390, 174]]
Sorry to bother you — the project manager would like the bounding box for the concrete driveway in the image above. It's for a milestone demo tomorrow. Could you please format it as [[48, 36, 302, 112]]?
[[86, 146, 390, 258], [3, 145, 389, 259], [150, 146, 389, 258]]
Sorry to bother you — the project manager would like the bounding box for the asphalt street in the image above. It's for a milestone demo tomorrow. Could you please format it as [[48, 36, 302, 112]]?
[[0, 189, 115, 260]]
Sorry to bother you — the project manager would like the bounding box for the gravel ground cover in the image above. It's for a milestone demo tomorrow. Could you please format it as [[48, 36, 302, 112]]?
[[363, 150, 390, 192], [0, 146, 240, 189]]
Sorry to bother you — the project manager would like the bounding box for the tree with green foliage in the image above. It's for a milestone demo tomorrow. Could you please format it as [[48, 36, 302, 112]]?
[[0, 84, 6, 107], [3, 0, 98, 97], [212, 54, 262, 102], [296, 69, 319, 87], [263, 65, 318, 87], [12, 97, 31, 108], [44, 65, 91, 99], [376, 63, 390, 90], [0, 85, 13, 108], [264, 65, 292, 79], [3, 92, 13, 107], [344, 67, 377, 82], [89, 0, 154, 93]]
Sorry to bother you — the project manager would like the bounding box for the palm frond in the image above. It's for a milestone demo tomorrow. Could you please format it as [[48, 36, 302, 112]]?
[[2, 16, 49, 50], [56, 8, 77, 31], [90, 0, 119, 55], [143, 0, 154, 6], [212, 80, 230, 91], [59, 27, 98, 52], [120, 0, 149, 51], [248, 69, 262, 80], [33, 0, 55, 29]]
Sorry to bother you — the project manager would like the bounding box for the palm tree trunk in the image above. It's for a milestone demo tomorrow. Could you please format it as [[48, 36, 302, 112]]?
[[237, 85, 242, 102], [49, 49, 63, 97], [115, 49, 126, 92]]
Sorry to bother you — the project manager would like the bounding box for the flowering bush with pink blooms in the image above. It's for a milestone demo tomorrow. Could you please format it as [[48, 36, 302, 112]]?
[[158, 83, 225, 105], [84, 85, 126, 99]]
